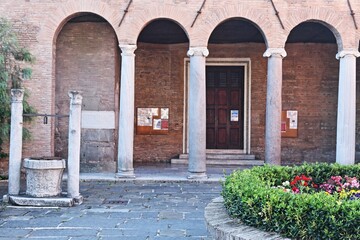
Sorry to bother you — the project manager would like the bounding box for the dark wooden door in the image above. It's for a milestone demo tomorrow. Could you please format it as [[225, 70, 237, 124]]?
[[206, 66, 244, 149]]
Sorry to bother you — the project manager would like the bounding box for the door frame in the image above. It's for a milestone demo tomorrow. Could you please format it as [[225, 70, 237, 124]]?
[[183, 58, 252, 154]]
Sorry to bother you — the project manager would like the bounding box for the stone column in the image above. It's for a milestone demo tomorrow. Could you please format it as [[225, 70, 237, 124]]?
[[8, 89, 24, 195], [117, 45, 137, 178], [336, 50, 360, 165], [67, 91, 83, 203], [263, 48, 287, 165], [187, 47, 209, 178]]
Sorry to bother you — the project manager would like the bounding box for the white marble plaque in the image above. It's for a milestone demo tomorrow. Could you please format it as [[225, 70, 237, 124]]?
[[81, 111, 115, 129]]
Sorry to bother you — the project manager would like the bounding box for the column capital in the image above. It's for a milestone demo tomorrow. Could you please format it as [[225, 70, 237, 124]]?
[[336, 49, 360, 59], [68, 91, 83, 105], [11, 89, 24, 103], [119, 44, 137, 56], [263, 48, 287, 58], [187, 47, 209, 57]]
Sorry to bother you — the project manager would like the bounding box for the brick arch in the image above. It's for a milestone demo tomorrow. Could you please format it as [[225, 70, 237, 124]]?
[[135, 17, 190, 43], [36, 1, 121, 45], [117, 5, 192, 45], [283, 7, 357, 50], [189, 5, 281, 48]]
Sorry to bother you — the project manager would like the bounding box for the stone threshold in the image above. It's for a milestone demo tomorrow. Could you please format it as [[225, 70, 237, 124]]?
[[3, 193, 83, 207], [205, 197, 290, 240]]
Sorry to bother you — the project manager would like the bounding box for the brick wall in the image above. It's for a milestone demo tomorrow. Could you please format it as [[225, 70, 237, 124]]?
[[134, 43, 188, 162], [282, 43, 339, 164]]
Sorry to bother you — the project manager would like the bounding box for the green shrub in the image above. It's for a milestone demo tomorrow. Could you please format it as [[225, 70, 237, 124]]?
[[222, 163, 360, 239]]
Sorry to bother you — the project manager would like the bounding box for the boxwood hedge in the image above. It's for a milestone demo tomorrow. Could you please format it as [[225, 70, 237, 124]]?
[[222, 163, 360, 240]]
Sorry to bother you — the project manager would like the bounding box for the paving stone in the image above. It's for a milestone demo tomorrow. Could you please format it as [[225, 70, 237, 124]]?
[[158, 229, 186, 237], [158, 211, 184, 220], [28, 228, 99, 237], [0, 228, 32, 237], [0, 180, 222, 239]]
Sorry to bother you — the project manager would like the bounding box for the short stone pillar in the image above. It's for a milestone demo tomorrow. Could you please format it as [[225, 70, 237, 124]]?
[[8, 89, 24, 195], [67, 91, 83, 203], [23, 157, 66, 197]]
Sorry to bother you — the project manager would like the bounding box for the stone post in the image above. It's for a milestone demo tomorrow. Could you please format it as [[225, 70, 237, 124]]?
[[335, 50, 360, 165], [187, 47, 209, 179], [67, 91, 83, 203], [8, 89, 24, 195], [263, 48, 287, 165], [117, 45, 137, 178]]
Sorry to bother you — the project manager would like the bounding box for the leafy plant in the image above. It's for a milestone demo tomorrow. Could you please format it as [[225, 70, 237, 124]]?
[[0, 18, 36, 158], [222, 163, 360, 239]]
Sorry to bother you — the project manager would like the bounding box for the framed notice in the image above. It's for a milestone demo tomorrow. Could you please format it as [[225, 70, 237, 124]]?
[[281, 110, 298, 138], [137, 107, 169, 135], [230, 110, 239, 122]]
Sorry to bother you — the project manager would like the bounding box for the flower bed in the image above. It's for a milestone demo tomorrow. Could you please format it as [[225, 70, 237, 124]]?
[[222, 163, 360, 239]]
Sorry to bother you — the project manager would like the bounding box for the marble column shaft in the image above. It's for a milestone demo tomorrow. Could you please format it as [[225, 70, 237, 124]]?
[[336, 50, 360, 165], [117, 45, 137, 178], [187, 47, 209, 178], [8, 89, 24, 195], [67, 91, 82, 199], [263, 48, 287, 165]]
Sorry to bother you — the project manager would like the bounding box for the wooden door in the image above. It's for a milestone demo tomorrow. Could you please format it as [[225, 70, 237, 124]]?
[[206, 66, 244, 149]]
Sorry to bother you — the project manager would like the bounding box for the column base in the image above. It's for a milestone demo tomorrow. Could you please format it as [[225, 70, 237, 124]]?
[[73, 195, 83, 205], [2, 194, 9, 203], [116, 170, 135, 178], [187, 172, 208, 179]]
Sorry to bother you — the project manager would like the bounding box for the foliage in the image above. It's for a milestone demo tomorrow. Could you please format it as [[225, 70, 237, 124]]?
[[0, 18, 36, 158], [222, 163, 360, 239]]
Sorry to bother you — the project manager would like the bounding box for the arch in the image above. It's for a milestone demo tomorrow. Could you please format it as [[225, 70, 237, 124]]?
[[54, 12, 120, 172], [137, 18, 189, 43], [207, 17, 266, 44], [117, 5, 191, 45], [36, 1, 120, 45], [285, 20, 341, 48], [189, 4, 280, 48], [282, 7, 358, 50]]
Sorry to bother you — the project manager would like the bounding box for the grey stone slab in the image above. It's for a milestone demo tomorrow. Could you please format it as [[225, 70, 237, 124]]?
[[60, 217, 119, 228], [157, 229, 186, 237], [3, 216, 64, 228], [28, 228, 99, 237], [0, 238, 24, 240], [27, 237, 69, 239], [66, 237, 99, 240], [140, 211, 159, 219], [0, 228, 32, 237], [98, 228, 124, 236], [101, 237, 145, 240], [158, 211, 184, 220], [9, 195, 74, 207], [108, 211, 141, 219]]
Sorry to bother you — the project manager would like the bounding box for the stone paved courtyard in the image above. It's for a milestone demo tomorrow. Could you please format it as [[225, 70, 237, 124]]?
[[0, 180, 223, 239]]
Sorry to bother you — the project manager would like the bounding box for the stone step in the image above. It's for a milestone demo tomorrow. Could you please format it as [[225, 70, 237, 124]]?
[[179, 154, 256, 160], [171, 158, 264, 165]]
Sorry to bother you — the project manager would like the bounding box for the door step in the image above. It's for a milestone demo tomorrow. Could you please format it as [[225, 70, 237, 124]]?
[[171, 152, 264, 166]]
